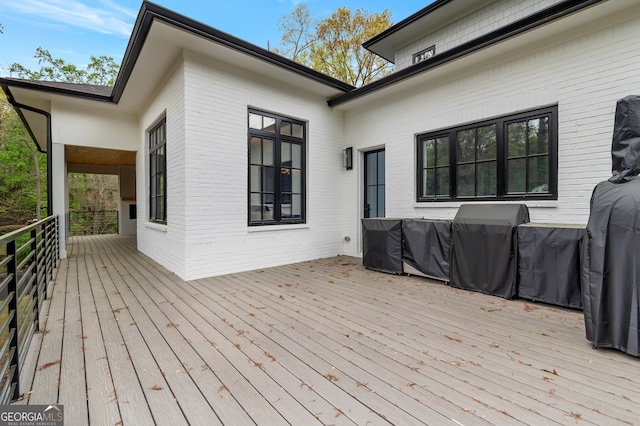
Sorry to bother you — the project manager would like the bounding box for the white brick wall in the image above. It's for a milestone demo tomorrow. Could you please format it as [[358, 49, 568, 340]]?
[[134, 3, 640, 276], [137, 59, 187, 277], [342, 12, 640, 259], [176, 51, 348, 280], [395, 0, 563, 70]]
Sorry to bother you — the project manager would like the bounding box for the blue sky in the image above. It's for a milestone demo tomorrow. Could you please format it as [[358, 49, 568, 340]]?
[[0, 0, 430, 76]]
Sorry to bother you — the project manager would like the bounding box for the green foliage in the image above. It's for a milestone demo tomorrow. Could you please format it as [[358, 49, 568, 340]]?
[[276, 5, 394, 87], [8, 47, 119, 86], [68, 173, 119, 236], [2, 47, 121, 230], [0, 94, 47, 226]]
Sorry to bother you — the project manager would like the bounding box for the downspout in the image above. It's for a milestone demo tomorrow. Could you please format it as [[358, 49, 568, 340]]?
[[2, 86, 53, 216]]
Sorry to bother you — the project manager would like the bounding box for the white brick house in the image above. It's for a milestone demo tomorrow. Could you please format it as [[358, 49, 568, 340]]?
[[2, 0, 639, 280]]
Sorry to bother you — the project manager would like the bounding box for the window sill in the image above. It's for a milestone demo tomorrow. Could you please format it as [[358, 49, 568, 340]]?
[[145, 221, 168, 232], [414, 200, 558, 209], [248, 224, 309, 233]]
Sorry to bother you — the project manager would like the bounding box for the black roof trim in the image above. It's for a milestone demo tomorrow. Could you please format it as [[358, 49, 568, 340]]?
[[1, 85, 46, 153], [330, 0, 603, 108], [362, 0, 452, 51], [112, 1, 353, 103], [0, 77, 113, 102], [0, 1, 352, 106]]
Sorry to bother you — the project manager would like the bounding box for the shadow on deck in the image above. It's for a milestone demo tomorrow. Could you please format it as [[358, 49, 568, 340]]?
[[15, 235, 640, 425]]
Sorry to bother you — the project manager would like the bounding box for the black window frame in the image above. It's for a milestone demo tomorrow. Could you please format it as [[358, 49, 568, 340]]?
[[416, 106, 558, 202], [248, 109, 306, 226], [149, 117, 167, 224]]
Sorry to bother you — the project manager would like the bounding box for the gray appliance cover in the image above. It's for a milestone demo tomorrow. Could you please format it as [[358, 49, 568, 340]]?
[[402, 219, 451, 281], [581, 180, 640, 356], [518, 224, 584, 309], [450, 204, 529, 299], [362, 218, 403, 274]]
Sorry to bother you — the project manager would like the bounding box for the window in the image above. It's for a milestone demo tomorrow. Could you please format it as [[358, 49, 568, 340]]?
[[412, 45, 436, 65], [149, 118, 167, 224], [248, 110, 305, 225], [417, 106, 557, 202]]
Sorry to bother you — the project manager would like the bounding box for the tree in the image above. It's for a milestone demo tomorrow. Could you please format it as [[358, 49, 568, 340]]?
[[68, 173, 118, 235], [277, 6, 394, 87], [275, 4, 317, 63], [8, 48, 119, 86], [2, 48, 120, 230], [0, 93, 47, 227]]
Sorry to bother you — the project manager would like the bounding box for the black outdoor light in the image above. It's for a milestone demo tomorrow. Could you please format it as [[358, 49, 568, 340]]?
[[343, 147, 353, 170]]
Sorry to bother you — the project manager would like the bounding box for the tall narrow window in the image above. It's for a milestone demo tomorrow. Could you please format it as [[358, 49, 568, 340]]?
[[248, 110, 305, 225], [506, 116, 550, 194], [418, 135, 449, 199], [149, 118, 167, 224], [456, 124, 497, 198]]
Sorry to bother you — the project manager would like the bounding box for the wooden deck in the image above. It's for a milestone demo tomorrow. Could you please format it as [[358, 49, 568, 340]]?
[[14, 234, 640, 425]]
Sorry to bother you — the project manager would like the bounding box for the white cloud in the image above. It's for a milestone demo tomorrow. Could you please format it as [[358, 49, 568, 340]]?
[[0, 0, 135, 37]]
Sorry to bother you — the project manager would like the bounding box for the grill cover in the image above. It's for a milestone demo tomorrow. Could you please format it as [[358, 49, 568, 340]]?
[[581, 179, 640, 356], [581, 95, 640, 356], [518, 224, 584, 309], [402, 219, 451, 281], [450, 204, 529, 299], [362, 218, 403, 274]]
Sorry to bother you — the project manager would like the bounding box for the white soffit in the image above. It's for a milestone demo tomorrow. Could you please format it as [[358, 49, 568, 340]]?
[[336, 0, 638, 110], [117, 19, 349, 112], [366, 0, 496, 63]]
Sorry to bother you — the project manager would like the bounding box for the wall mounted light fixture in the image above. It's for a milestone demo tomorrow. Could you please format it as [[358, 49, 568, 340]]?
[[343, 147, 353, 170]]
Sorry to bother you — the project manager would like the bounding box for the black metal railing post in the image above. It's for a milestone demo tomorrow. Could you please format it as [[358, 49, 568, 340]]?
[[31, 228, 39, 332], [6, 239, 20, 401]]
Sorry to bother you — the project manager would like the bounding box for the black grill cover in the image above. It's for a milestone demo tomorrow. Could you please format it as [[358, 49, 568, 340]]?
[[581, 178, 640, 356], [450, 204, 529, 299], [581, 95, 640, 356], [518, 224, 584, 309], [402, 219, 451, 281], [609, 95, 640, 183], [362, 218, 403, 274]]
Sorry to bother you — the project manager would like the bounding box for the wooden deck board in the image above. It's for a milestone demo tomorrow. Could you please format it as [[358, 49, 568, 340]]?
[[15, 235, 640, 425], [58, 245, 89, 424], [27, 255, 66, 405], [75, 243, 121, 426], [83, 250, 154, 425], [282, 262, 630, 422]]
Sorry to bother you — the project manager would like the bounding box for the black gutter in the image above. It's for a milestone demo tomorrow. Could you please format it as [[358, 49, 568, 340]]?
[[330, 0, 604, 108], [2, 85, 53, 216], [0, 78, 113, 103], [112, 1, 353, 103]]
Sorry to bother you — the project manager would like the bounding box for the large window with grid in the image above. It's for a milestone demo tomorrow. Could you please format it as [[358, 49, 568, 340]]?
[[149, 118, 167, 224], [417, 106, 557, 201], [248, 110, 305, 225]]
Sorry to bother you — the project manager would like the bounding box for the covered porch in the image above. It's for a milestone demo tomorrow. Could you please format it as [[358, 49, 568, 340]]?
[[16, 234, 640, 425]]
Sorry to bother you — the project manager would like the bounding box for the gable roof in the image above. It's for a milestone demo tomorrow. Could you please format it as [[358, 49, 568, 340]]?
[[112, 1, 353, 104], [0, 0, 354, 152], [329, 0, 606, 108]]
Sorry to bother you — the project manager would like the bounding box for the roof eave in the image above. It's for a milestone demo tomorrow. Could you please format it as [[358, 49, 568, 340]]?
[[330, 0, 604, 108], [0, 77, 113, 103], [363, 0, 453, 62], [111, 1, 353, 103]]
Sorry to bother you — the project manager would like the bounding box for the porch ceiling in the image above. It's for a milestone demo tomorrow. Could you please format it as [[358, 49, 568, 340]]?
[[65, 145, 136, 167]]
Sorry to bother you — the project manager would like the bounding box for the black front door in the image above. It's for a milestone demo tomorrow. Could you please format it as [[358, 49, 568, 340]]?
[[364, 149, 385, 218]]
